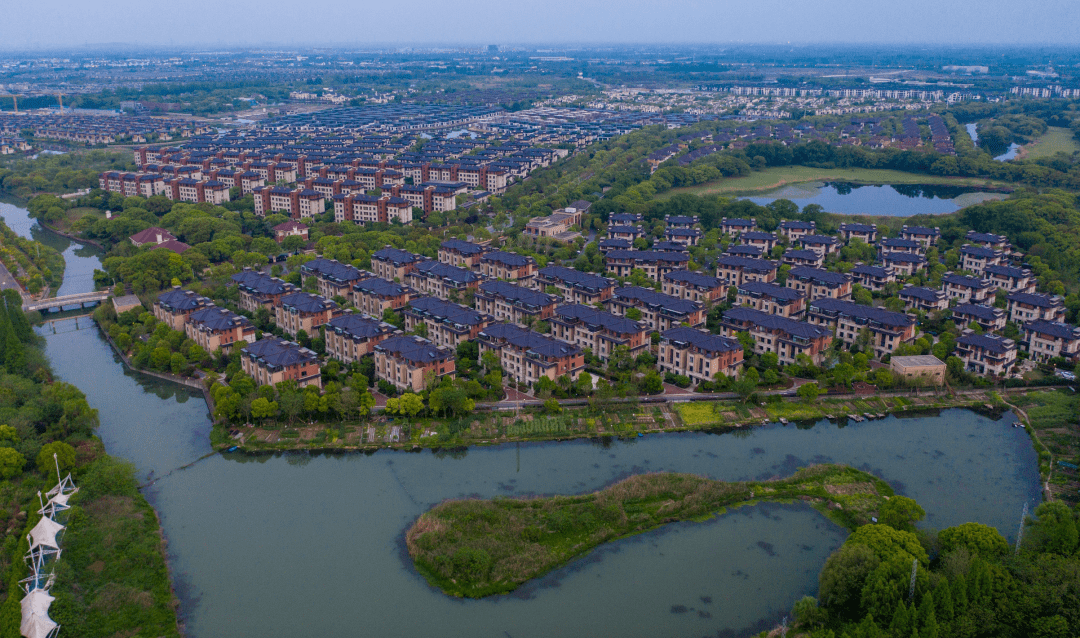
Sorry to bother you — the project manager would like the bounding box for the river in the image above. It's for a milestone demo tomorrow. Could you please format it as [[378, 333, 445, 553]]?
[[2, 200, 1044, 637]]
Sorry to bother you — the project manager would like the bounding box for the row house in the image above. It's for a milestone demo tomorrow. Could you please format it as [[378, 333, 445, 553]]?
[[479, 251, 536, 284], [658, 327, 744, 385], [606, 286, 706, 331], [838, 223, 878, 244], [718, 307, 832, 366], [374, 335, 456, 393], [232, 270, 297, 312], [475, 280, 560, 325], [782, 249, 824, 269], [737, 281, 806, 318], [959, 244, 1005, 275], [786, 266, 852, 301], [806, 298, 917, 359], [851, 264, 896, 292], [300, 177, 366, 198], [438, 239, 487, 268], [778, 220, 815, 242], [943, 273, 993, 304], [878, 237, 924, 255], [324, 313, 398, 365], [798, 235, 840, 256], [371, 247, 427, 281], [665, 228, 703, 246], [241, 337, 322, 390], [163, 178, 230, 205], [899, 285, 949, 313], [720, 217, 756, 236], [664, 215, 698, 229], [535, 266, 615, 305], [1022, 320, 1080, 362], [605, 250, 690, 283], [332, 194, 413, 225], [966, 230, 1009, 251], [608, 225, 646, 242], [476, 323, 584, 387], [407, 261, 481, 301], [184, 306, 256, 353], [952, 303, 1007, 333], [881, 252, 927, 277], [984, 264, 1036, 294], [99, 171, 167, 198], [404, 297, 493, 349], [740, 231, 779, 253], [352, 278, 413, 317], [242, 160, 296, 183], [1006, 292, 1066, 324], [550, 304, 649, 361], [252, 186, 325, 219], [153, 287, 210, 331], [715, 255, 778, 287], [662, 270, 726, 303], [274, 292, 339, 338], [300, 258, 369, 299], [956, 332, 1017, 377], [900, 225, 940, 248]]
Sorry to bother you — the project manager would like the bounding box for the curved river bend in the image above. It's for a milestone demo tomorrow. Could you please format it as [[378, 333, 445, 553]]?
[[3, 200, 1042, 638]]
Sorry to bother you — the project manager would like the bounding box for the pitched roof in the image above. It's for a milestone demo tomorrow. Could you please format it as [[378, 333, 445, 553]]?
[[537, 266, 614, 290], [715, 254, 777, 273], [606, 250, 690, 264], [156, 288, 208, 311], [478, 280, 559, 307], [129, 226, 176, 245], [188, 305, 253, 332], [661, 326, 742, 354], [722, 307, 832, 339], [301, 258, 366, 283], [353, 277, 411, 297], [407, 296, 490, 327], [613, 286, 701, 315], [372, 246, 424, 266], [664, 270, 722, 288], [957, 333, 1015, 354], [952, 303, 1003, 321], [326, 313, 397, 339], [243, 337, 319, 368], [554, 303, 644, 335], [1024, 320, 1080, 341], [440, 238, 486, 256], [413, 260, 480, 284], [899, 286, 945, 301], [809, 298, 915, 328], [280, 292, 338, 313], [481, 250, 533, 267], [737, 280, 804, 300], [943, 273, 991, 289], [789, 266, 851, 285], [375, 334, 454, 363], [479, 323, 583, 358], [1006, 291, 1061, 308]]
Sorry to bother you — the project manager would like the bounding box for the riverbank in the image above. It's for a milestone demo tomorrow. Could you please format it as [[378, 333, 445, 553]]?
[[406, 464, 892, 598]]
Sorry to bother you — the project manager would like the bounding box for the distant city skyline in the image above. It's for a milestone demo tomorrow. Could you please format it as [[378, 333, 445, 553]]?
[[3, 0, 1080, 51]]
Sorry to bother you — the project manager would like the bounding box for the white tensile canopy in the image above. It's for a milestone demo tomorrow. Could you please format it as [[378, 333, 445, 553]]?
[[27, 517, 65, 551], [20, 590, 54, 621], [19, 610, 58, 638], [45, 474, 78, 499]]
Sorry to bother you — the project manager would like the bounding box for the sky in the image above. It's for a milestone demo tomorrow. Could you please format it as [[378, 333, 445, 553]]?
[[3, 0, 1080, 50]]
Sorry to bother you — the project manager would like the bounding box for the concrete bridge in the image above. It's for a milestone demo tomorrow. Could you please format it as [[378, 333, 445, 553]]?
[[24, 291, 111, 313]]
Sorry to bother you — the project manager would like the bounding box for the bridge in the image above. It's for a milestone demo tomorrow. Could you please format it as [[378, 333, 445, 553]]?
[[24, 290, 111, 313]]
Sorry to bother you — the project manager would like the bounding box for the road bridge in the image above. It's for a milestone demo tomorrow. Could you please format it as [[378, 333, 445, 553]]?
[[23, 291, 111, 313]]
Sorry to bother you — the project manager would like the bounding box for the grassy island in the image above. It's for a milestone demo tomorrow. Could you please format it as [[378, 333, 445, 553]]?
[[406, 464, 892, 598]]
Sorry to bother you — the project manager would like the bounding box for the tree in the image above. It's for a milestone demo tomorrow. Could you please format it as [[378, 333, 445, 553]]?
[[0, 447, 25, 479], [250, 397, 278, 421], [640, 369, 663, 394], [543, 398, 561, 414], [397, 393, 425, 418], [847, 524, 928, 564], [818, 542, 880, 620], [37, 441, 76, 476], [879, 496, 926, 533], [732, 367, 759, 402], [1029, 501, 1079, 556], [575, 371, 593, 396], [625, 307, 643, 321], [797, 382, 821, 403]]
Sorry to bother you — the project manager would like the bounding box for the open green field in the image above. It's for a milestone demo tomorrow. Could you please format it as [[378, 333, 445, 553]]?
[[406, 464, 892, 598], [658, 165, 1017, 199], [1020, 127, 1080, 159]]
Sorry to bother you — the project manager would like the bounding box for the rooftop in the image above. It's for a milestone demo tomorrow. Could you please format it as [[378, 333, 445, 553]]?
[[375, 334, 454, 364], [662, 326, 742, 354]]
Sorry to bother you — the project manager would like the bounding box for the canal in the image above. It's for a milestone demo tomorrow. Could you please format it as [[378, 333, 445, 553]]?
[[4, 200, 1044, 637]]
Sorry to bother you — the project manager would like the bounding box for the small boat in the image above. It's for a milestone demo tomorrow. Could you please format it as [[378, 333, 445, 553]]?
[[877, 413, 886, 419], [779, 418, 789, 425], [637, 432, 644, 437], [227, 446, 238, 452], [825, 414, 835, 420]]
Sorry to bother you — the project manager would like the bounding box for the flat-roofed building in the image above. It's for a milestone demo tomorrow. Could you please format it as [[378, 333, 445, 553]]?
[[956, 332, 1017, 377], [477, 323, 584, 387], [275, 292, 339, 338], [890, 355, 946, 385], [300, 258, 369, 299], [524, 208, 582, 238], [838, 223, 878, 244], [371, 246, 427, 281], [438, 239, 487, 268], [407, 261, 480, 301], [550, 304, 649, 361], [404, 297, 492, 349], [1022, 320, 1080, 362], [737, 281, 807, 318], [1006, 291, 1066, 324], [662, 270, 726, 303], [943, 273, 993, 304], [806, 298, 917, 359], [475, 280, 560, 325], [605, 250, 690, 282], [960, 244, 1005, 275], [607, 286, 705, 331], [952, 303, 1006, 333], [352, 278, 413, 317], [241, 337, 322, 389], [900, 225, 941, 248], [720, 217, 756, 236], [786, 266, 852, 301], [324, 313, 398, 365], [899, 285, 949, 312], [374, 335, 456, 392], [479, 250, 536, 284], [740, 231, 779, 253], [185, 305, 256, 353], [782, 249, 825, 269], [535, 266, 615, 305], [984, 264, 1036, 294], [778, 220, 815, 242], [715, 255, 778, 287], [881, 252, 927, 277], [851, 264, 896, 292], [232, 270, 298, 312], [797, 235, 840, 256], [658, 327, 744, 385], [718, 307, 833, 365], [153, 288, 210, 331]]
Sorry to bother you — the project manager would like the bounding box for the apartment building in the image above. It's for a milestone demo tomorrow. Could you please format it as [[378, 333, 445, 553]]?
[[662, 270, 726, 303], [955, 332, 1017, 377], [806, 298, 917, 358], [252, 186, 325, 219], [390, 184, 458, 215], [838, 223, 878, 244], [959, 244, 1005, 275], [715, 255, 778, 287], [403, 297, 493, 349], [352, 277, 413, 317], [1006, 291, 1066, 324], [274, 292, 339, 338], [331, 193, 413, 225], [232, 270, 298, 312], [898, 285, 949, 312], [162, 178, 230, 205], [942, 273, 993, 304], [476, 323, 584, 387], [324, 313, 398, 365], [778, 220, 815, 242], [899, 225, 941, 248], [407, 261, 480, 301], [604, 250, 690, 282], [606, 286, 706, 331], [952, 303, 1007, 333], [718, 307, 832, 365], [438, 239, 487, 268], [984, 264, 1036, 294], [658, 327, 744, 385], [786, 266, 853, 301], [736, 281, 807, 318], [373, 335, 456, 392], [535, 266, 615, 305], [153, 288, 210, 331], [851, 264, 896, 292], [371, 246, 427, 281], [881, 252, 927, 277], [475, 280, 560, 325], [184, 305, 255, 353], [241, 337, 322, 389], [1022, 320, 1080, 362], [479, 251, 537, 284], [300, 258, 370, 299], [549, 304, 649, 361]]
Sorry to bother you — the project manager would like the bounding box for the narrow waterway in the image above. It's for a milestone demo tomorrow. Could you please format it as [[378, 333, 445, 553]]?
[[5, 200, 1044, 637]]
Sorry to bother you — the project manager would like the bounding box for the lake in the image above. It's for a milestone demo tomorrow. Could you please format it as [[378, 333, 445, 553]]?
[[743, 182, 1007, 217]]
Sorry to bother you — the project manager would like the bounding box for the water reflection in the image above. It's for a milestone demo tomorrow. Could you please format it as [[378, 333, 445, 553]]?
[[744, 182, 1007, 216]]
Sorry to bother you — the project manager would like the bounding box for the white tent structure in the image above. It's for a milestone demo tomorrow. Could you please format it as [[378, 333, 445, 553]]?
[[27, 517, 64, 553], [20, 590, 54, 622], [20, 452, 74, 638], [19, 555, 55, 594], [19, 608, 59, 638]]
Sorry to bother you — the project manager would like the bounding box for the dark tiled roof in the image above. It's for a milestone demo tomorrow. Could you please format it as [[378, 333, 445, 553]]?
[[156, 288, 208, 311], [666, 228, 702, 237], [479, 322, 582, 358], [301, 258, 366, 283], [407, 297, 489, 327], [960, 244, 1000, 258], [881, 252, 927, 264], [232, 271, 293, 296], [799, 235, 838, 245], [354, 277, 411, 297], [482, 250, 533, 267], [613, 286, 701, 315], [1024, 320, 1080, 341], [840, 223, 876, 233], [665, 215, 697, 226], [899, 286, 944, 302], [984, 264, 1029, 278], [664, 270, 722, 288], [966, 230, 1007, 244], [879, 237, 921, 249], [789, 266, 850, 285], [243, 337, 318, 368], [722, 307, 832, 339], [779, 220, 815, 230], [722, 218, 755, 227], [413, 260, 480, 284], [280, 292, 338, 313], [715, 254, 777, 273], [661, 326, 742, 354], [327, 313, 396, 339], [479, 280, 559, 306], [597, 238, 633, 251], [537, 266, 614, 291], [188, 306, 252, 332], [902, 226, 940, 236], [554, 304, 644, 335], [852, 264, 892, 277], [809, 298, 915, 328], [440, 239, 485, 256], [726, 244, 764, 257], [957, 333, 1015, 354], [740, 231, 776, 241], [738, 280, 804, 300], [1006, 291, 1061, 308], [784, 249, 822, 261], [943, 274, 990, 289], [375, 334, 454, 363], [952, 303, 1002, 321], [606, 250, 690, 264], [652, 241, 689, 252], [609, 225, 645, 235], [372, 246, 424, 266]]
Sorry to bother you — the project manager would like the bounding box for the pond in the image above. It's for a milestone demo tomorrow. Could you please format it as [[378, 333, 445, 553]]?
[[743, 182, 1007, 217]]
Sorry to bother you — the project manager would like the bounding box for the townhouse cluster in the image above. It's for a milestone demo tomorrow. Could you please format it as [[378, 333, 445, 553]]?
[[0, 111, 210, 145]]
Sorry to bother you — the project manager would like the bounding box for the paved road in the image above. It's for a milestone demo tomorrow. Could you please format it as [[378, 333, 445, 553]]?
[[0, 260, 28, 303]]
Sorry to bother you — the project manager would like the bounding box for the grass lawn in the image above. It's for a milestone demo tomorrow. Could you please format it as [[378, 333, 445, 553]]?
[[1020, 127, 1080, 160], [657, 165, 1018, 199]]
